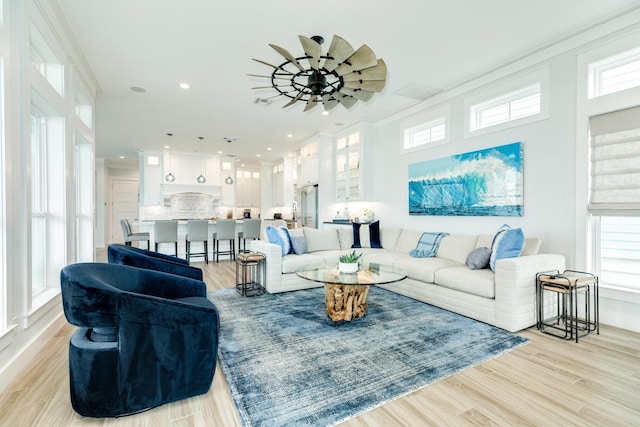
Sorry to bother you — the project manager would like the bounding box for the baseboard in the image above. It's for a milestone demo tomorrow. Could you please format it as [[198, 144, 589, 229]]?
[[0, 313, 66, 392]]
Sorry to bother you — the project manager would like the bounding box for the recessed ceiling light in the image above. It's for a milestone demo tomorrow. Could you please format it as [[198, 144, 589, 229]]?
[[217, 150, 223, 154], [287, 134, 293, 138], [256, 154, 261, 157], [179, 82, 190, 89], [267, 147, 272, 151], [164, 145, 170, 149], [129, 86, 146, 93], [322, 111, 329, 116], [119, 156, 125, 159]]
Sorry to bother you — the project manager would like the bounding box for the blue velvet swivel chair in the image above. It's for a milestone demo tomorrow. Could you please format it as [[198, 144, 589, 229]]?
[[60, 262, 219, 418], [107, 243, 203, 280]]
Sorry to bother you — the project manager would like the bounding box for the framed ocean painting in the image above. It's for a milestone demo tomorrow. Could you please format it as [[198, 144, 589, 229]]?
[[408, 142, 523, 216]]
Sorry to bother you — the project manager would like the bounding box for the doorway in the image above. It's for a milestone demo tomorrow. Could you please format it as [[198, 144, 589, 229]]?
[[111, 179, 139, 244]]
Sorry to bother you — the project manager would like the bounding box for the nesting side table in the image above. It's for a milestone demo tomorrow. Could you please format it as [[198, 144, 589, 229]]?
[[536, 269, 599, 342], [235, 252, 266, 296]]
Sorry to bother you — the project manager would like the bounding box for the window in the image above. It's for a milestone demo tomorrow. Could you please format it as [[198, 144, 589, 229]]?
[[30, 113, 47, 294], [589, 106, 640, 292], [29, 22, 64, 96], [598, 216, 640, 291], [588, 46, 640, 99], [404, 117, 445, 150], [470, 84, 541, 131]]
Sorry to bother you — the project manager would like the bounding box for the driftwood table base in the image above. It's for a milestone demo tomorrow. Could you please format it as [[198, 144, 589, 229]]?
[[324, 283, 371, 322]]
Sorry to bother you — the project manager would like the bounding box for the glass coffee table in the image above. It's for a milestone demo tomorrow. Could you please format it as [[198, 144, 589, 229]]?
[[296, 265, 407, 322]]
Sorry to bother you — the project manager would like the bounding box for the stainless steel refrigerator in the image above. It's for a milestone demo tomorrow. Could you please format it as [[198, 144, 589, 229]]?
[[299, 184, 318, 228]]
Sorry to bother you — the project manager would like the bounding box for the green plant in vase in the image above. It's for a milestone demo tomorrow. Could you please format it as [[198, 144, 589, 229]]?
[[338, 250, 362, 273]]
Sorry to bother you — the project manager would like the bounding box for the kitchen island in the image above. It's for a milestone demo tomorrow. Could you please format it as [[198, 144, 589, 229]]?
[[134, 219, 245, 259]]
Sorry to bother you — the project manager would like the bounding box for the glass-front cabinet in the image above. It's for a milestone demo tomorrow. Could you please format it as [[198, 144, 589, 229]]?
[[335, 131, 361, 201]]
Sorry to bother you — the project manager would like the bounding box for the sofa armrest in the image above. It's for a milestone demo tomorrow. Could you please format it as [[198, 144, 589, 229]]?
[[494, 254, 566, 327], [249, 240, 283, 287]]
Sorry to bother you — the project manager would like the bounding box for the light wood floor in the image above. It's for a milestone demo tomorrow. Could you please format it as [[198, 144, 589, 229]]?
[[1, 253, 639, 427]]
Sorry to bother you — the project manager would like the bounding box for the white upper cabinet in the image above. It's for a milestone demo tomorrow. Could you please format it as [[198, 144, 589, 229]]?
[[335, 131, 362, 201], [163, 152, 220, 186], [298, 141, 319, 186]]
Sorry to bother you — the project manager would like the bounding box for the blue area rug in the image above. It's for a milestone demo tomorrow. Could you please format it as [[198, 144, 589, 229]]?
[[208, 286, 528, 427]]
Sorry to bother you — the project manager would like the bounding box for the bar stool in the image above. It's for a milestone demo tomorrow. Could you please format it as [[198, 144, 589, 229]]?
[[185, 220, 209, 264], [238, 219, 261, 253], [213, 219, 236, 262], [235, 252, 266, 296], [154, 220, 179, 256], [120, 219, 150, 249]]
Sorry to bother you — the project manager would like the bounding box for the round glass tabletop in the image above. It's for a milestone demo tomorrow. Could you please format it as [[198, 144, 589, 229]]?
[[296, 264, 407, 286]]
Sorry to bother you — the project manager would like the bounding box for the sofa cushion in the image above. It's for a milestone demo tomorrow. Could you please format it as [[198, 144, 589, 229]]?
[[282, 253, 326, 274], [393, 229, 424, 253], [394, 254, 462, 283], [303, 228, 340, 252], [434, 267, 496, 298], [522, 238, 541, 256], [490, 225, 525, 271], [436, 234, 478, 264], [465, 247, 491, 270], [380, 228, 402, 252], [337, 228, 353, 250]]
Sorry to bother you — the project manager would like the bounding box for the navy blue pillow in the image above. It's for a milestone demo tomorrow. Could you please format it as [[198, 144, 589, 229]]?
[[352, 223, 362, 248], [352, 221, 382, 249]]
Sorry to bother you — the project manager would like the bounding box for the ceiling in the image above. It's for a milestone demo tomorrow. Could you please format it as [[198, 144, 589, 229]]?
[[55, 0, 640, 168]]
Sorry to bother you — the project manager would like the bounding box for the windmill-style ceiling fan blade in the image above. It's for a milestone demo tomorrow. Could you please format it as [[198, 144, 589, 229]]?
[[322, 35, 354, 72], [269, 44, 305, 71], [247, 74, 291, 81], [343, 79, 386, 92], [342, 59, 387, 82], [251, 85, 291, 90], [334, 45, 378, 76], [282, 92, 304, 108], [251, 58, 293, 73], [303, 95, 318, 112], [298, 35, 321, 70], [321, 94, 339, 111], [334, 93, 358, 109], [338, 87, 375, 101]]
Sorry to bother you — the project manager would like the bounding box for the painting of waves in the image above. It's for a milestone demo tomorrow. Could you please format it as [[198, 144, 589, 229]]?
[[409, 142, 523, 216]]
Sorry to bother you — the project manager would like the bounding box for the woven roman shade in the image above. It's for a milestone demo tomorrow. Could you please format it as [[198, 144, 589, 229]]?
[[589, 106, 640, 215]]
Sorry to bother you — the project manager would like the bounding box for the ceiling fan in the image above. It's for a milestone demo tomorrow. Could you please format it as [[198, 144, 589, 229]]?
[[250, 35, 387, 112]]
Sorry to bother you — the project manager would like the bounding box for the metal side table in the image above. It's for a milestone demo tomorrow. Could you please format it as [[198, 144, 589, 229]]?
[[536, 269, 599, 342], [235, 252, 266, 297]]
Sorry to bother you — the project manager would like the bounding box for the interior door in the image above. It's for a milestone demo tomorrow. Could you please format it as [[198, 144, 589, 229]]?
[[111, 179, 139, 243]]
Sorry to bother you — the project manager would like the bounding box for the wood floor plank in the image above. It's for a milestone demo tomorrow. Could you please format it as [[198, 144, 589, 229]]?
[[1, 250, 639, 426]]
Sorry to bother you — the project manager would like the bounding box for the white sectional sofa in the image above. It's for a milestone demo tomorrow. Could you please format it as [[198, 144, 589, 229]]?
[[250, 226, 565, 332]]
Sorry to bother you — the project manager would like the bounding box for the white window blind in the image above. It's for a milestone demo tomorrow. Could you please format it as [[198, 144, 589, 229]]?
[[588, 46, 640, 99], [404, 117, 446, 150], [470, 84, 541, 131], [588, 106, 640, 215]]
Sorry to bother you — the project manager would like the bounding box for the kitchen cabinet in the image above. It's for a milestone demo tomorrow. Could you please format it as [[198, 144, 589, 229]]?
[[237, 168, 261, 207], [335, 130, 362, 201], [163, 152, 220, 186], [298, 141, 319, 186], [272, 161, 284, 206]]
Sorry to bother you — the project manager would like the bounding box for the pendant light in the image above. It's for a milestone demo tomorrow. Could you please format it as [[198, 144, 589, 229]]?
[[164, 133, 176, 182], [225, 175, 234, 185], [196, 136, 207, 183]]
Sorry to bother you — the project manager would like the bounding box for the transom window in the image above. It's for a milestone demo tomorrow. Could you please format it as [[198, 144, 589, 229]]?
[[588, 46, 640, 99], [404, 117, 446, 150], [470, 84, 541, 131]]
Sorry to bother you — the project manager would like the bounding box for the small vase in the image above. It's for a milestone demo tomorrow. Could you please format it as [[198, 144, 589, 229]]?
[[338, 262, 358, 274]]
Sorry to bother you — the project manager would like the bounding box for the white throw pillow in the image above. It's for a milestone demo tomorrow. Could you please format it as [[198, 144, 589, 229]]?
[[303, 228, 341, 252]]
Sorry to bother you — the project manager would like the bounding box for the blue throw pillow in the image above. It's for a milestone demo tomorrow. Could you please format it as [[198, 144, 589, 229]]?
[[265, 226, 292, 256], [489, 224, 525, 271], [290, 235, 308, 255], [466, 247, 491, 270]]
